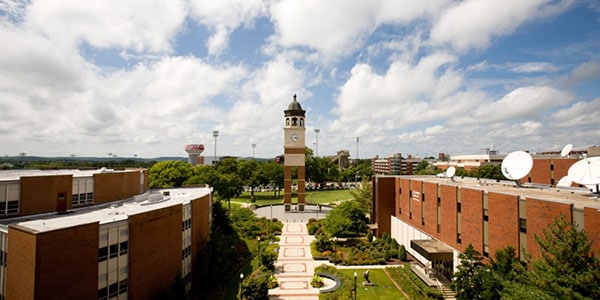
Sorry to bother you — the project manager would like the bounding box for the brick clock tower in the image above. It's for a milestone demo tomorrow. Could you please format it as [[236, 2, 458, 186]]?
[[283, 95, 306, 212]]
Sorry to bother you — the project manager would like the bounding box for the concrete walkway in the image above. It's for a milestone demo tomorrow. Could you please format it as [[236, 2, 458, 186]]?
[[268, 222, 332, 300]]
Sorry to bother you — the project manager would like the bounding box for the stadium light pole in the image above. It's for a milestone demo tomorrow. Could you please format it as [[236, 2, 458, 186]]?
[[212, 130, 219, 166]]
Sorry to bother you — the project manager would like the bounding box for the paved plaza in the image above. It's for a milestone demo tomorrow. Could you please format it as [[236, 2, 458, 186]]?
[[255, 205, 334, 299]]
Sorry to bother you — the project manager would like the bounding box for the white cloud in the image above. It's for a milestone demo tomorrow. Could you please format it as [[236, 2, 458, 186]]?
[[25, 0, 187, 53], [189, 0, 267, 55], [268, 0, 448, 61], [451, 86, 572, 125], [430, 0, 573, 52], [510, 62, 557, 73], [550, 97, 600, 127]]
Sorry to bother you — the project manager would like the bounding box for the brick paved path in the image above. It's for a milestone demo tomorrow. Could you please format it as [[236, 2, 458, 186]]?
[[268, 222, 330, 300]]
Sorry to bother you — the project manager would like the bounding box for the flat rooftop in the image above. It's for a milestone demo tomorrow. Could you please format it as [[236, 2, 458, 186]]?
[[379, 175, 600, 210], [1, 187, 211, 233], [0, 168, 142, 181]]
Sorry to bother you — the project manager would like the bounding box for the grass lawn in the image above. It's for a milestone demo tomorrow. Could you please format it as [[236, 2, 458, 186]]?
[[337, 268, 407, 300], [232, 189, 353, 206]]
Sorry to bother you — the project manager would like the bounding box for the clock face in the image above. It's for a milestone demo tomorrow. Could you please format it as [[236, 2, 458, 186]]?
[[291, 134, 298, 142]]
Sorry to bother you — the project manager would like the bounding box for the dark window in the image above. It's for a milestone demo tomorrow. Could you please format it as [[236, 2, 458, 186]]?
[[108, 282, 118, 298], [550, 164, 554, 171], [519, 218, 527, 233], [119, 279, 128, 294], [87, 192, 94, 200], [109, 244, 118, 259], [457, 233, 462, 244], [119, 241, 128, 255], [421, 217, 425, 226], [98, 247, 108, 262], [483, 209, 489, 222], [437, 197, 441, 204], [97, 287, 108, 300], [457, 203, 461, 213], [437, 224, 441, 234]]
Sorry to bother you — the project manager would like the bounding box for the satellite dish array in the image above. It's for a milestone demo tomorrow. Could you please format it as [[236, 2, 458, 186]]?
[[500, 144, 600, 195]]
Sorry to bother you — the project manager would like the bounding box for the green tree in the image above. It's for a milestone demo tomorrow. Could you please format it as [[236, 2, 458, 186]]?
[[239, 160, 263, 202], [451, 244, 488, 300], [350, 179, 372, 214], [528, 214, 600, 299], [474, 164, 504, 180], [322, 200, 368, 237], [261, 161, 283, 198], [241, 267, 272, 300], [184, 165, 217, 186], [214, 173, 243, 210], [148, 160, 193, 188]]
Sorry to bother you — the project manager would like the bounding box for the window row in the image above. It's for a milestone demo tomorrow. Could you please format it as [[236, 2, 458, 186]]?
[[99, 241, 128, 262], [182, 219, 192, 231], [72, 192, 94, 206], [182, 245, 192, 259], [97, 279, 127, 300], [0, 201, 19, 215]]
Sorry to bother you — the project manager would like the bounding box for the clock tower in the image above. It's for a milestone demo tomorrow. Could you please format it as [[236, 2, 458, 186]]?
[[283, 94, 306, 211]]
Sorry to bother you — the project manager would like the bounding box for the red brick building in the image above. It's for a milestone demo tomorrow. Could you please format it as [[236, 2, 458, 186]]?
[[0, 169, 212, 300], [372, 174, 600, 281]]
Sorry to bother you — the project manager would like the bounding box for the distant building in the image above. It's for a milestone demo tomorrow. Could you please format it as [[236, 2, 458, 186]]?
[[0, 169, 212, 299], [371, 153, 421, 175], [330, 150, 350, 170]]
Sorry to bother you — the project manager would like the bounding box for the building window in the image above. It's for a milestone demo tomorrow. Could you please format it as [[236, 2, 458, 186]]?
[[109, 244, 118, 259], [483, 209, 489, 222], [108, 282, 118, 298], [457, 203, 461, 213], [98, 247, 108, 262], [97, 287, 108, 300], [119, 241, 128, 256], [457, 233, 462, 244], [119, 279, 128, 295], [519, 218, 527, 233]]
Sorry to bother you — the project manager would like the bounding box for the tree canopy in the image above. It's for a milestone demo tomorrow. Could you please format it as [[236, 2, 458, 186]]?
[[451, 215, 600, 299]]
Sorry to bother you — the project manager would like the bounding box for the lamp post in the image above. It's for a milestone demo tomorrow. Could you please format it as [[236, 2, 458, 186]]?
[[356, 136, 359, 166], [212, 130, 219, 166], [257, 236, 261, 265], [252, 143, 256, 158], [333, 236, 337, 264], [354, 272, 357, 300], [239, 273, 244, 299]]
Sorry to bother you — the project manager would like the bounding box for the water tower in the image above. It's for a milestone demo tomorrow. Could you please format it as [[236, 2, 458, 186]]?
[[184, 144, 204, 166]]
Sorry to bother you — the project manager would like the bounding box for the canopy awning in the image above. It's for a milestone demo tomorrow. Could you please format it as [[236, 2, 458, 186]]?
[[410, 239, 454, 261]]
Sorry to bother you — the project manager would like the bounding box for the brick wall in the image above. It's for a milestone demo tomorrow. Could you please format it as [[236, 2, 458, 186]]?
[[584, 207, 600, 255], [7, 222, 99, 300], [553, 158, 578, 187], [487, 192, 519, 257], [373, 176, 396, 237], [423, 182, 438, 236], [439, 185, 458, 250], [528, 159, 552, 185], [94, 171, 143, 204], [19, 175, 72, 216], [128, 204, 182, 299], [525, 198, 572, 258], [6, 226, 36, 300], [398, 178, 411, 224], [460, 188, 484, 253]]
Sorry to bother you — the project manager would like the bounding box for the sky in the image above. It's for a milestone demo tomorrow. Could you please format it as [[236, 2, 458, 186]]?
[[0, 0, 599, 160]]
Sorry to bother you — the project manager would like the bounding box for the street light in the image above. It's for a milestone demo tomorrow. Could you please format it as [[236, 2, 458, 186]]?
[[212, 130, 219, 166], [239, 273, 244, 299], [252, 143, 256, 158], [257, 236, 261, 264], [354, 272, 357, 300], [314, 129, 320, 156]]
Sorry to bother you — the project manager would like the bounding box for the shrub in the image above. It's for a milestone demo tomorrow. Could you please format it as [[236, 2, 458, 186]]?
[[311, 274, 324, 288], [398, 245, 407, 261]]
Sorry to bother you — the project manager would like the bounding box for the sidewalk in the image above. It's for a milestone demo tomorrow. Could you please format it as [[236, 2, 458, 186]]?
[[268, 222, 333, 300]]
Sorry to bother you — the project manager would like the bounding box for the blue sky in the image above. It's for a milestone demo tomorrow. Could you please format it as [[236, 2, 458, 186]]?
[[0, 0, 598, 159]]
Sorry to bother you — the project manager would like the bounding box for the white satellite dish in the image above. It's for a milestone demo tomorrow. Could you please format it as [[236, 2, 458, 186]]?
[[568, 157, 600, 186], [446, 166, 456, 178], [560, 144, 573, 157], [501, 151, 533, 183], [556, 176, 572, 188]]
